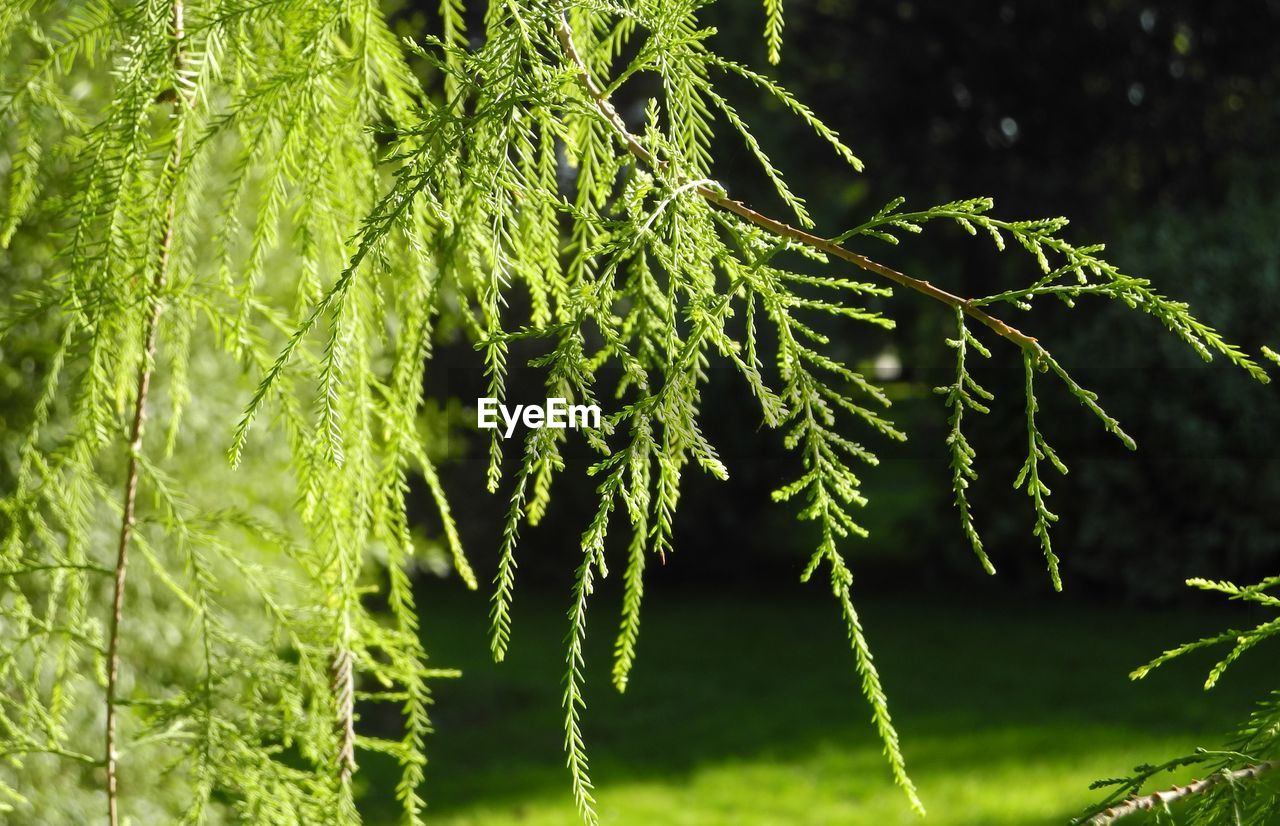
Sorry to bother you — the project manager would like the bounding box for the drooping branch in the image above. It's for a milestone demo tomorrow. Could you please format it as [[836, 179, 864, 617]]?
[[553, 14, 1044, 356], [1083, 761, 1278, 825], [104, 3, 188, 823]]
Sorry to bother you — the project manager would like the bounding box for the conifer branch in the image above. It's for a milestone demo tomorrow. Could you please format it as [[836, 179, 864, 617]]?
[[936, 306, 995, 574], [1082, 761, 1278, 825], [4, 3, 1269, 821], [104, 2, 189, 822], [1085, 575, 1280, 822], [554, 13, 1044, 358], [1015, 351, 1065, 591]]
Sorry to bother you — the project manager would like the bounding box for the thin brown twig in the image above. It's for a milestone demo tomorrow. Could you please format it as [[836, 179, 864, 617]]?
[[104, 3, 187, 823], [553, 14, 1043, 355], [1084, 761, 1278, 825], [332, 646, 357, 782]]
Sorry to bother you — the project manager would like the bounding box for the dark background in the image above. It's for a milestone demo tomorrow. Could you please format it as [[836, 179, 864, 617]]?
[[404, 0, 1280, 604]]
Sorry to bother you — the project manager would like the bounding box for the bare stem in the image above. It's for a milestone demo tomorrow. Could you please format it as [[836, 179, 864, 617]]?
[[553, 15, 1042, 355], [1083, 762, 1278, 825], [104, 3, 186, 823]]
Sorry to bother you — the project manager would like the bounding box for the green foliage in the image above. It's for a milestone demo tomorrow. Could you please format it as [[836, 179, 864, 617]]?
[[0, 0, 1273, 823], [935, 306, 994, 573], [1077, 575, 1280, 824], [1, 0, 470, 820]]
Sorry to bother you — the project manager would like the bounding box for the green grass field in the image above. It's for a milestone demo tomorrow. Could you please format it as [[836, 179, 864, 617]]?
[[358, 581, 1272, 825]]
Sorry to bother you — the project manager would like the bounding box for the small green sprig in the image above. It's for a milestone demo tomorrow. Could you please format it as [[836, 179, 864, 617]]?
[[935, 307, 996, 574]]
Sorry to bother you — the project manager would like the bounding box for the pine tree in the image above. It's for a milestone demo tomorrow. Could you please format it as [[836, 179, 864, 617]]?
[[0, 1, 1273, 823]]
